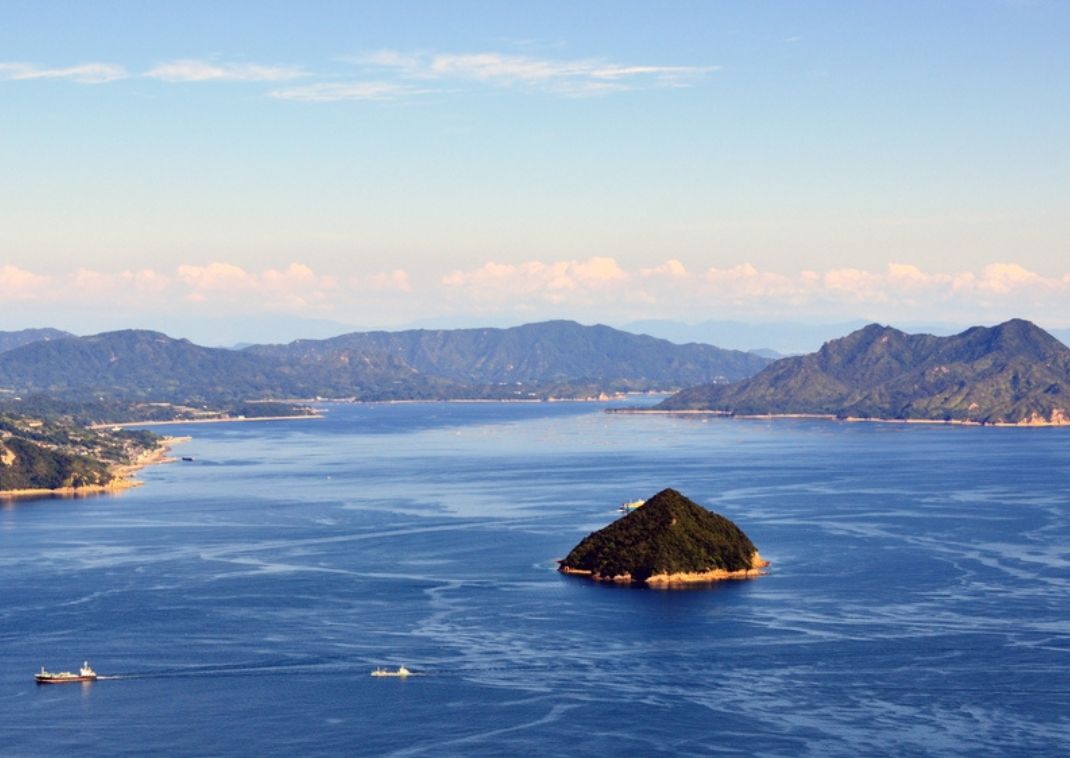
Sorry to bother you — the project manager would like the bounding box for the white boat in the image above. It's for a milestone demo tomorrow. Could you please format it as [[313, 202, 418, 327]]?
[[619, 499, 645, 513], [371, 665, 411, 678]]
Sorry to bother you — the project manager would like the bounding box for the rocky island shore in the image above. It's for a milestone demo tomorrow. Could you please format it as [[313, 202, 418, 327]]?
[[559, 488, 768, 587]]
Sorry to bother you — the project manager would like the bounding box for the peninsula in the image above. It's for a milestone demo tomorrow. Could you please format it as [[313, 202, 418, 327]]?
[[653, 319, 1070, 426], [559, 488, 768, 586], [0, 413, 177, 497]]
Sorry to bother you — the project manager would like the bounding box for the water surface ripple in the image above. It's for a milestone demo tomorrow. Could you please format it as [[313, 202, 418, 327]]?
[[2, 402, 1067, 755]]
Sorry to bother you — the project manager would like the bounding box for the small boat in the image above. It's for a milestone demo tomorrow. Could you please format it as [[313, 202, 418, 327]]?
[[619, 499, 645, 513], [371, 665, 412, 678], [35, 661, 97, 684], [181, 456, 195, 462]]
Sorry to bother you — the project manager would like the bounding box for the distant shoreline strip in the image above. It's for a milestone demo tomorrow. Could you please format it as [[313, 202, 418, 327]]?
[[606, 409, 1070, 427], [95, 413, 323, 429]]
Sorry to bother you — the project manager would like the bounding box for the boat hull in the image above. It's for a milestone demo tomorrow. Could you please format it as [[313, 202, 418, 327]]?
[[35, 675, 96, 684]]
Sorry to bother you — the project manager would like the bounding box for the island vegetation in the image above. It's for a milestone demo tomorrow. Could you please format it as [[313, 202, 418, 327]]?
[[653, 319, 1070, 425], [0, 413, 166, 494], [559, 488, 768, 586]]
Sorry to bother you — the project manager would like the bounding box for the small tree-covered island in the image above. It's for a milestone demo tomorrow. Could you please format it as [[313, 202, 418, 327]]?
[[559, 488, 768, 586]]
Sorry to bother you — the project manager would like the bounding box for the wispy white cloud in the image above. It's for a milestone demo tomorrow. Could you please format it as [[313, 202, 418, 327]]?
[[0, 62, 127, 84], [268, 81, 419, 102], [0, 58, 304, 85], [1, 51, 712, 99], [356, 50, 716, 96], [145, 59, 306, 82]]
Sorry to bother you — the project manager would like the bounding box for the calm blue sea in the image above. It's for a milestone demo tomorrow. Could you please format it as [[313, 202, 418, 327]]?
[[1, 402, 1068, 756]]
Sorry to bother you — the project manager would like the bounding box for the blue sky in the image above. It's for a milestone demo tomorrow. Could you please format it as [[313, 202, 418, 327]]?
[[2, 1, 1068, 342]]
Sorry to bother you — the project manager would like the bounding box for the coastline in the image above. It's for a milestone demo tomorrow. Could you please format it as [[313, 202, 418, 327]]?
[[560, 553, 770, 587], [0, 435, 188, 500], [269, 394, 658, 405], [95, 413, 323, 429], [337, 397, 628, 405], [607, 408, 1070, 427]]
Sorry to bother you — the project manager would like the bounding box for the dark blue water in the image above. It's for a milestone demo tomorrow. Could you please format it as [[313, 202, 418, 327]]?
[[2, 402, 1068, 756]]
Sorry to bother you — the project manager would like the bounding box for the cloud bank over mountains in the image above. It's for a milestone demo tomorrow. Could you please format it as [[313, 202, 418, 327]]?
[[3, 259, 1068, 328]]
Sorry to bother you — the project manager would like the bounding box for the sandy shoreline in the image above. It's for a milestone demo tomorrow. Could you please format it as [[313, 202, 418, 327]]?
[[607, 408, 1070, 427], [0, 435, 189, 500]]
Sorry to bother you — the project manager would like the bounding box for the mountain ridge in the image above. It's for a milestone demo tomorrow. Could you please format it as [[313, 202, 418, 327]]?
[[656, 319, 1070, 425], [0, 329, 287, 403], [0, 328, 74, 354], [248, 319, 769, 392], [0, 320, 770, 407]]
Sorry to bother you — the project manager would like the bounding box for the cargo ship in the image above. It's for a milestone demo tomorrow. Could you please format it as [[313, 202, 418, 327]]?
[[35, 661, 97, 684]]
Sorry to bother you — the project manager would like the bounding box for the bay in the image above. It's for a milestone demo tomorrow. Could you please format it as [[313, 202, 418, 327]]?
[[1, 401, 1068, 755]]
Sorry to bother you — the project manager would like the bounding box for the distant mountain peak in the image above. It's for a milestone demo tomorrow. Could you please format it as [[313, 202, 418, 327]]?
[[658, 319, 1070, 425], [0, 328, 75, 355]]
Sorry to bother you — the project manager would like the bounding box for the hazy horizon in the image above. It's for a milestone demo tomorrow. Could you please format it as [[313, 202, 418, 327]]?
[[3, 2, 1068, 337]]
